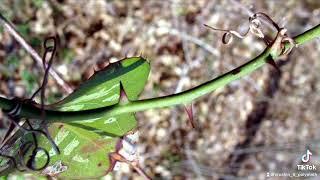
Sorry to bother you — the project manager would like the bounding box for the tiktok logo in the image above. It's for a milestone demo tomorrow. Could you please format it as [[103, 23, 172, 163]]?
[[297, 149, 317, 171], [301, 149, 312, 163]]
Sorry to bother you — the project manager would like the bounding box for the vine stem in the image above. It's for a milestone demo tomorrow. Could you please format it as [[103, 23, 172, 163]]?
[[0, 24, 320, 123]]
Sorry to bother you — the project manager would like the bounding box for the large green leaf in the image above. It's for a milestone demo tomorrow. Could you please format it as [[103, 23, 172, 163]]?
[[32, 57, 150, 178], [51, 57, 150, 110]]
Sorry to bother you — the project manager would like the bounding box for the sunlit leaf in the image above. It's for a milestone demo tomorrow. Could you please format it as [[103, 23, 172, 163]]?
[[52, 57, 149, 110], [33, 57, 150, 178]]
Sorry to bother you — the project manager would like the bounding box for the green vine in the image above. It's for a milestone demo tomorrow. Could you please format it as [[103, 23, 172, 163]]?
[[0, 24, 319, 122], [0, 8, 320, 178]]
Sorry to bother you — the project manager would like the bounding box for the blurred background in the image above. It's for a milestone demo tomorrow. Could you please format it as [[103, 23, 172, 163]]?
[[0, 0, 320, 179]]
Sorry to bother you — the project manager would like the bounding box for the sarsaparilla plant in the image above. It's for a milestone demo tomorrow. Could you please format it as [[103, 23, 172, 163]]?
[[0, 12, 319, 179]]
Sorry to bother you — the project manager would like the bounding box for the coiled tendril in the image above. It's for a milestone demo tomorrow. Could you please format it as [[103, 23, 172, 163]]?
[[0, 36, 60, 172], [204, 12, 282, 45]]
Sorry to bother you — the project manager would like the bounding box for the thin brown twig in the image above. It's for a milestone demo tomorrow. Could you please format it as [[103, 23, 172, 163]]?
[[159, 27, 220, 57], [0, 12, 73, 94]]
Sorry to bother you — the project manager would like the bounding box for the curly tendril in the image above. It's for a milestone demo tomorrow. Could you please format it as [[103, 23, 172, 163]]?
[[204, 24, 250, 44], [204, 12, 284, 45], [0, 36, 60, 172]]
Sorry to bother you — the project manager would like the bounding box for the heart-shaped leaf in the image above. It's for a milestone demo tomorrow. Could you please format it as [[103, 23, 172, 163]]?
[[52, 57, 150, 110], [27, 57, 150, 178]]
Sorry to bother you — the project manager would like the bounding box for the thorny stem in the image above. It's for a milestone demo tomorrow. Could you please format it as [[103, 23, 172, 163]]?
[[0, 24, 319, 123], [0, 12, 73, 93]]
